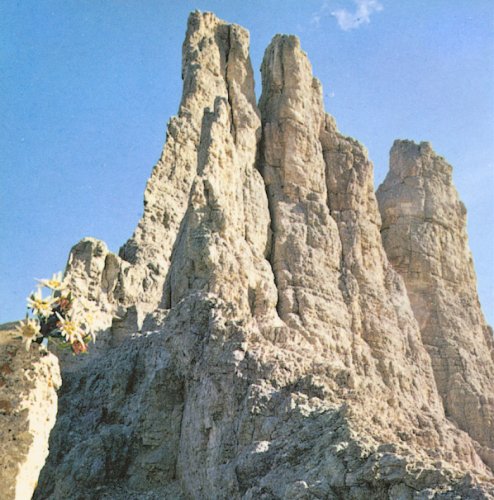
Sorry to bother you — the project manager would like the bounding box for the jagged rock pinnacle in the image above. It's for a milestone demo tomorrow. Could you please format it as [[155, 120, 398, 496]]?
[[30, 12, 493, 499], [377, 139, 494, 469]]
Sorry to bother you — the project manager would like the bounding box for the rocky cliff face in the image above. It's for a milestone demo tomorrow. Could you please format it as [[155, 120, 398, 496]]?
[[377, 140, 494, 471], [0, 336, 61, 500], [33, 11, 493, 499]]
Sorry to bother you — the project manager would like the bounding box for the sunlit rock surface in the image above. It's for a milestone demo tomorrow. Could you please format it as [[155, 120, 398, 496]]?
[[32, 11, 493, 499], [377, 139, 494, 470], [0, 332, 61, 500]]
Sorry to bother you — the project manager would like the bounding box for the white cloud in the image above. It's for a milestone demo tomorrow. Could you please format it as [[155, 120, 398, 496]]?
[[332, 0, 383, 31], [311, 0, 332, 27]]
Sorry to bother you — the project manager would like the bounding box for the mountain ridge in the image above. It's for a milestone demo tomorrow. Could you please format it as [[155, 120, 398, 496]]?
[[11, 11, 492, 499]]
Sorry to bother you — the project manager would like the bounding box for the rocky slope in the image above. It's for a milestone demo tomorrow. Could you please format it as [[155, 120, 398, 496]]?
[[33, 11, 493, 499]]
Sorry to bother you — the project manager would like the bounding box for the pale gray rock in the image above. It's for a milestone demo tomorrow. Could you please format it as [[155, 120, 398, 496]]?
[[0, 334, 61, 500], [258, 32, 491, 488], [377, 139, 494, 470], [63, 11, 274, 333], [32, 11, 494, 500], [118, 11, 266, 316]]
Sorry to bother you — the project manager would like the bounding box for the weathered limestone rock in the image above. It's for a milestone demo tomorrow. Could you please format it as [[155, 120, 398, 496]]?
[[0, 333, 61, 500], [64, 11, 276, 335], [33, 12, 494, 500], [377, 140, 494, 469], [162, 25, 278, 326], [259, 35, 350, 342], [259, 32, 491, 481], [118, 11, 266, 315], [61, 12, 264, 338]]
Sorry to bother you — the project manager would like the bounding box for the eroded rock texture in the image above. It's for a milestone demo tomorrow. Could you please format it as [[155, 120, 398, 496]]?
[[260, 34, 442, 421], [34, 11, 493, 500], [377, 139, 494, 470], [0, 337, 61, 500], [59, 12, 266, 327]]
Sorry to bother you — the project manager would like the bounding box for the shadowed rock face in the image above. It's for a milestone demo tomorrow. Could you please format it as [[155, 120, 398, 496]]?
[[377, 139, 494, 469], [33, 11, 493, 499]]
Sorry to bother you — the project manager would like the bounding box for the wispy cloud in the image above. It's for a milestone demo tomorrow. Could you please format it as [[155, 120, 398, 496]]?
[[311, 0, 332, 27], [332, 0, 383, 31]]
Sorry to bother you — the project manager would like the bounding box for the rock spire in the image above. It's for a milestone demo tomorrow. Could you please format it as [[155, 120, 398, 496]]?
[[31, 12, 493, 500], [377, 139, 494, 469]]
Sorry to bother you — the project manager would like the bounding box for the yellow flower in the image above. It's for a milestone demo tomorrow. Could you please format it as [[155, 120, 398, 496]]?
[[15, 318, 41, 351], [55, 313, 84, 345], [84, 314, 96, 343], [27, 289, 56, 317], [37, 272, 66, 292], [72, 297, 98, 342]]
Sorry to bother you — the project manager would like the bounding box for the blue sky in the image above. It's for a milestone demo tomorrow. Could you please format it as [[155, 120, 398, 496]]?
[[1, 0, 493, 325]]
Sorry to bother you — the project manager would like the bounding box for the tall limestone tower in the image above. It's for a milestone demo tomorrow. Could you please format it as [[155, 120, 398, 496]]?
[[377, 140, 494, 470], [34, 12, 493, 499]]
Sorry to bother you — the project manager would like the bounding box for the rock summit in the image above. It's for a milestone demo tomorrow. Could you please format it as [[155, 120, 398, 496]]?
[[27, 12, 493, 499]]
